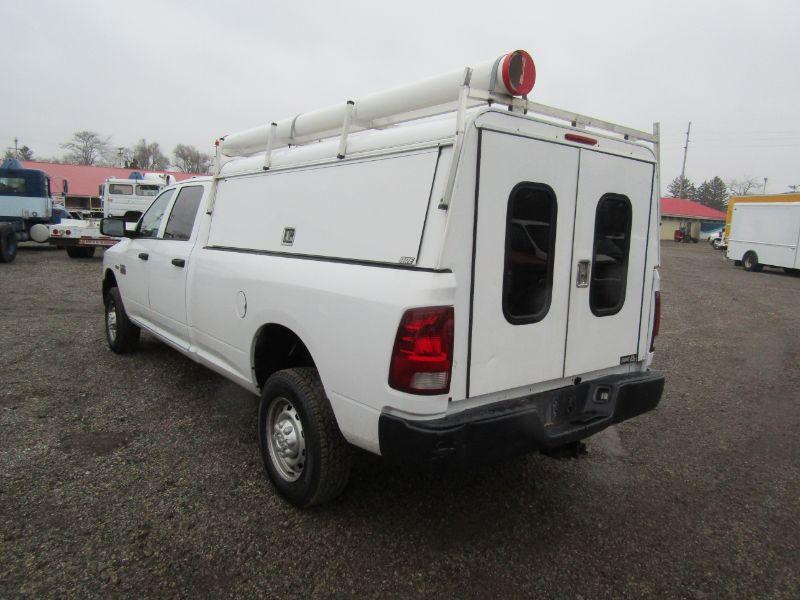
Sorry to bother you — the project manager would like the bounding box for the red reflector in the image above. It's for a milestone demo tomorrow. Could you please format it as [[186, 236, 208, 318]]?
[[500, 50, 536, 96], [52, 229, 59, 235], [65, 230, 72, 235], [389, 306, 454, 395], [565, 133, 598, 146], [650, 291, 661, 352]]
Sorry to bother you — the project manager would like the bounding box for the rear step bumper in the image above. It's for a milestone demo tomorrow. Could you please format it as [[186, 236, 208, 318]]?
[[379, 371, 664, 466]]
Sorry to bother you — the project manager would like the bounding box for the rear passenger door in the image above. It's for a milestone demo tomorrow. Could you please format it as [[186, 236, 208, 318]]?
[[563, 151, 655, 376], [147, 184, 206, 346]]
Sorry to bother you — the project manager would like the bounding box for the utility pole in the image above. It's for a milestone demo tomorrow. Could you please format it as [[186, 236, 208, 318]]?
[[117, 147, 125, 167], [679, 121, 691, 198], [14, 137, 19, 159], [763, 177, 768, 195]]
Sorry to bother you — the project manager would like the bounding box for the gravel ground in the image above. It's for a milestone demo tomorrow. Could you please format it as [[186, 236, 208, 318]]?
[[1, 242, 798, 598]]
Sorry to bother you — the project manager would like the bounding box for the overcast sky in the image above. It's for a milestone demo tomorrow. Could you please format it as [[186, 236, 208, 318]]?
[[2, 0, 798, 192]]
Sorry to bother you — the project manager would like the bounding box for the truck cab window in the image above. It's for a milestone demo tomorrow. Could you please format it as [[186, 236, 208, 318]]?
[[590, 194, 632, 316], [138, 189, 175, 238], [503, 183, 557, 324], [109, 184, 133, 195], [0, 177, 27, 196], [163, 186, 204, 241], [136, 184, 161, 197]]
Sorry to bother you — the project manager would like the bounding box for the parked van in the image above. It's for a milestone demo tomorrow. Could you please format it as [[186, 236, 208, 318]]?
[[100, 50, 664, 506], [727, 202, 800, 273]]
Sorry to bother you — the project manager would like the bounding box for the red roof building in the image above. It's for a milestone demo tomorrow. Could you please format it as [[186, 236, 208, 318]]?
[[660, 197, 726, 220], [21, 161, 204, 215], [659, 197, 726, 241], [22, 161, 201, 198]]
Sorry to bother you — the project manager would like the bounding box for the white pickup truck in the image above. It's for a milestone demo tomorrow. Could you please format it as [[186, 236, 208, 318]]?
[[100, 50, 664, 507]]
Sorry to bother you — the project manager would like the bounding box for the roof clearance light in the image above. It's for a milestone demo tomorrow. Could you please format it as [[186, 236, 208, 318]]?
[[501, 50, 536, 96]]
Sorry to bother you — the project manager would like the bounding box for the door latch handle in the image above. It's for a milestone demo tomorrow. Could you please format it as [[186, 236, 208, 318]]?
[[171, 258, 185, 268], [576, 259, 591, 288], [138, 252, 149, 261]]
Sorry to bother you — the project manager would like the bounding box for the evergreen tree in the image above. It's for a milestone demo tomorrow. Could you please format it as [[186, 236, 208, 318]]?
[[667, 175, 696, 199], [695, 177, 728, 210]]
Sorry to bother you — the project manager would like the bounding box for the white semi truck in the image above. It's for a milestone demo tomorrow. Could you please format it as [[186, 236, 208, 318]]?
[[99, 50, 664, 507], [727, 202, 800, 274], [49, 173, 173, 258]]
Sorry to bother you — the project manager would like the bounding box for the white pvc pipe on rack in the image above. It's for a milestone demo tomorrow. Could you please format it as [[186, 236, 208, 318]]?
[[220, 50, 534, 158]]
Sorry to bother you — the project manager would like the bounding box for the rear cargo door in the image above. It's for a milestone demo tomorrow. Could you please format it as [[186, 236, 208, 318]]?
[[469, 131, 579, 397], [563, 151, 655, 376]]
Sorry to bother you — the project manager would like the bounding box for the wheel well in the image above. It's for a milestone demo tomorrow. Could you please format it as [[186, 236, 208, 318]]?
[[102, 269, 117, 300], [253, 324, 315, 390]]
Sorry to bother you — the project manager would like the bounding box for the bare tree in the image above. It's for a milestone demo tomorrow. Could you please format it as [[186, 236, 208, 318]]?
[[133, 139, 170, 171], [173, 144, 212, 174], [726, 177, 762, 197], [61, 131, 110, 165], [788, 184, 800, 193]]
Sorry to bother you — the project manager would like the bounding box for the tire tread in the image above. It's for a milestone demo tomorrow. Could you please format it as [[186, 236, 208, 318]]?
[[262, 368, 352, 507]]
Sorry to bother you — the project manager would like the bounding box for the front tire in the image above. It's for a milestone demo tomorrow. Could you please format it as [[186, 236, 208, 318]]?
[[105, 287, 140, 353], [0, 226, 18, 263], [742, 251, 762, 272], [258, 368, 352, 507]]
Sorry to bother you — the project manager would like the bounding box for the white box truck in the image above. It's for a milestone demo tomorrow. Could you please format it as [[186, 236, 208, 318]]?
[[727, 202, 800, 274], [99, 50, 665, 506]]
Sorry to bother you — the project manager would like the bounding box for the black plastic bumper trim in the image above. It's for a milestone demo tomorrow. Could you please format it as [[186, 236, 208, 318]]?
[[379, 371, 664, 466]]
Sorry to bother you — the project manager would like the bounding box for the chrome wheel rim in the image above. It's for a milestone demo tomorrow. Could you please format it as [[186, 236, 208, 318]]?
[[106, 302, 118, 342], [267, 397, 306, 482]]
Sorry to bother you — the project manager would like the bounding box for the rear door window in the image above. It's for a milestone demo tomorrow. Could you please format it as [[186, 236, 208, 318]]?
[[503, 183, 558, 324], [590, 194, 632, 316], [163, 186, 204, 241]]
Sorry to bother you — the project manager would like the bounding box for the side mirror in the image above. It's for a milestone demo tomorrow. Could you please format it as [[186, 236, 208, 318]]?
[[100, 218, 128, 238]]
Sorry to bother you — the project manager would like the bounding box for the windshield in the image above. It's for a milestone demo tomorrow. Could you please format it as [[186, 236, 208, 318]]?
[[0, 176, 27, 196]]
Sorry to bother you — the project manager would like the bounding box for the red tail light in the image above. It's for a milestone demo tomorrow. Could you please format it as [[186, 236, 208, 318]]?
[[650, 291, 661, 352], [389, 306, 454, 395]]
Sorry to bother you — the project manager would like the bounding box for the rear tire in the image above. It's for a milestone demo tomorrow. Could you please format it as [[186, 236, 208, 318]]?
[[66, 246, 96, 259], [0, 226, 18, 263], [742, 251, 762, 272], [105, 287, 140, 353], [258, 368, 352, 507]]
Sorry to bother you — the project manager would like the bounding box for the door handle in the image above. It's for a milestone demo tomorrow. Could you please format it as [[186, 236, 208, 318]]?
[[138, 252, 149, 261], [576, 259, 591, 288], [171, 258, 186, 268]]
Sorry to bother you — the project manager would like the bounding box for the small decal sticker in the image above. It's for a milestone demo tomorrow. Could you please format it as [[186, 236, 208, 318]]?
[[282, 227, 295, 246], [619, 353, 637, 364], [120, 265, 127, 275], [398, 256, 415, 265]]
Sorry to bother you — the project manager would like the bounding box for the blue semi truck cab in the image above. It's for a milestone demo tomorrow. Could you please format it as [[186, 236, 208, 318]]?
[[0, 158, 69, 263]]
